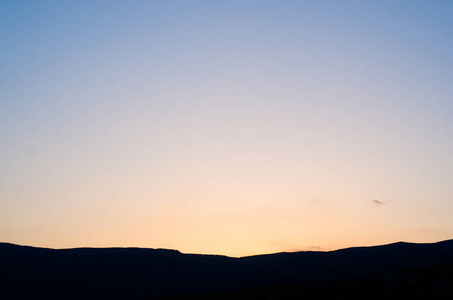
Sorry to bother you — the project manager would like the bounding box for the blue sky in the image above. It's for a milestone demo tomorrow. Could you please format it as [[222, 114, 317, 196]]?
[[1, 1, 453, 256]]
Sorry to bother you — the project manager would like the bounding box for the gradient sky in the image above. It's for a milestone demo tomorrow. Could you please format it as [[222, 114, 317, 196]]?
[[1, 0, 453, 257]]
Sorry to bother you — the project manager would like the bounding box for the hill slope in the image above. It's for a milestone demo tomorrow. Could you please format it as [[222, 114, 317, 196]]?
[[1, 240, 453, 299]]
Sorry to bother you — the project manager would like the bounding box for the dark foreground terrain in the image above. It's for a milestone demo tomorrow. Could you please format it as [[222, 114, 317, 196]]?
[[151, 264, 453, 299], [1, 240, 453, 299]]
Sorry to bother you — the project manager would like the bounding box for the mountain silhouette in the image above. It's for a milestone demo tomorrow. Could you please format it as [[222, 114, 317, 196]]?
[[1, 240, 453, 299]]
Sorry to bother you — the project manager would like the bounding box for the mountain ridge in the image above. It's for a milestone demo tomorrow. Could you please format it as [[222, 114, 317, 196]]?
[[3, 238, 453, 257], [1, 239, 453, 299]]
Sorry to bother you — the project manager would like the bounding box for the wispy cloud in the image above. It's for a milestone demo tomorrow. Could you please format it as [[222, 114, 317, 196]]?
[[372, 199, 393, 205], [372, 199, 385, 205], [308, 245, 328, 251]]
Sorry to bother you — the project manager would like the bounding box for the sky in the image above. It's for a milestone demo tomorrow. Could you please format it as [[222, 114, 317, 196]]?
[[1, 0, 453, 257]]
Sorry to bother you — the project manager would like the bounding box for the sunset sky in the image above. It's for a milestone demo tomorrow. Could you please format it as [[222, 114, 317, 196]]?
[[1, 0, 452, 257]]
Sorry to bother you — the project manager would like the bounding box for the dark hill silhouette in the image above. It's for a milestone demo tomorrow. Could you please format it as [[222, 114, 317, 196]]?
[[1, 240, 453, 299]]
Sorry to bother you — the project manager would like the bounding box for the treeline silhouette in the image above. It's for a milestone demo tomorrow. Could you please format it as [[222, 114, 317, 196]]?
[[1, 240, 453, 299]]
